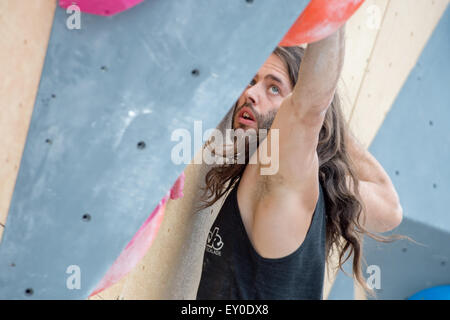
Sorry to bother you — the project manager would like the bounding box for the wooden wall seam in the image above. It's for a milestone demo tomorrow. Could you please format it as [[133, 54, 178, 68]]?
[[0, 0, 57, 243]]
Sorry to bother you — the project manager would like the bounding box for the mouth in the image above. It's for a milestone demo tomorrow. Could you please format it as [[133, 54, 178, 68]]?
[[236, 106, 257, 127]]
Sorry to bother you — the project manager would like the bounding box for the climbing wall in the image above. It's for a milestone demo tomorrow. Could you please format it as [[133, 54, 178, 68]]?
[[0, 0, 56, 247], [1, 0, 448, 300], [0, 0, 311, 299], [329, 1, 450, 300], [363, 5, 450, 299]]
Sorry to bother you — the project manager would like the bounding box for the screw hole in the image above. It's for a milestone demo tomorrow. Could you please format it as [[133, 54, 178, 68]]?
[[82, 214, 91, 222], [51, 94, 56, 99], [137, 141, 146, 150], [395, 170, 400, 176], [429, 120, 433, 126], [401, 247, 407, 253], [100, 65, 108, 72], [45, 138, 52, 145], [25, 288, 34, 296], [10, 262, 15, 267], [191, 69, 200, 77], [441, 261, 446, 266], [246, 0, 254, 3], [433, 183, 437, 189]]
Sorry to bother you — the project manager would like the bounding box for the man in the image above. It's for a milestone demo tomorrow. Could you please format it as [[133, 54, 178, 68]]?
[[196, 26, 403, 299]]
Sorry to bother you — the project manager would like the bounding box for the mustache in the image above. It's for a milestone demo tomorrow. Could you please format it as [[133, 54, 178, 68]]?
[[234, 101, 258, 120], [233, 101, 276, 131]]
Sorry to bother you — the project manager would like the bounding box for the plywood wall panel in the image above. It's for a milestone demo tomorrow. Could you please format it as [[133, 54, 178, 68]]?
[[349, 0, 449, 148], [0, 0, 56, 241], [340, 0, 389, 119]]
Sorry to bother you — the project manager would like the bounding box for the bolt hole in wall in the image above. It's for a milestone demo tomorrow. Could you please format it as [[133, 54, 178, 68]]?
[[82, 214, 91, 222], [137, 141, 146, 150], [100, 65, 108, 72], [25, 288, 33, 296], [191, 69, 200, 77]]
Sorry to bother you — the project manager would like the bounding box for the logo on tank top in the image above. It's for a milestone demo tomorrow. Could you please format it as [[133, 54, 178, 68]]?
[[206, 227, 224, 256]]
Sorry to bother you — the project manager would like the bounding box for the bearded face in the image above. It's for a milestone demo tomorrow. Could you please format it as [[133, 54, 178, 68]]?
[[232, 100, 278, 132]]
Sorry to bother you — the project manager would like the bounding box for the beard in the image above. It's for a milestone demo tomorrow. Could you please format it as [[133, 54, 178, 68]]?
[[232, 101, 277, 131], [226, 101, 277, 164], [200, 102, 278, 210]]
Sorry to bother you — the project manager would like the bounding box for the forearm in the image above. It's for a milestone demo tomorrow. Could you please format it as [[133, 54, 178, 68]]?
[[347, 132, 391, 185], [346, 132, 403, 232], [358, 180, 402, 232], [291, 26, 345, 121]]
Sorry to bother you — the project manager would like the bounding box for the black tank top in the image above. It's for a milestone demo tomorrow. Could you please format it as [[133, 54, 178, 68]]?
[[196, 181, 327, 300]]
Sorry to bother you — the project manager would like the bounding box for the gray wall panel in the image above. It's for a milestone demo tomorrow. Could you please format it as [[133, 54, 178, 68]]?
[[0, 0, 309, 299], [364, 6, 450, 299]]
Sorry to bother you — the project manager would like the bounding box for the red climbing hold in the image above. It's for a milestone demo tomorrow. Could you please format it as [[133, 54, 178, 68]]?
[[280, 0, 365, 45], [89, 173, 185, 297]]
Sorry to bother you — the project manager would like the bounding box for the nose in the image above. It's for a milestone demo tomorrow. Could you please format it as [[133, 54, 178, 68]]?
[[244, 82, 260, 106]]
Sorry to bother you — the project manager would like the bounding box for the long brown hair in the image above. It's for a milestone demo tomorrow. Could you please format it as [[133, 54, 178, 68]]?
[[200, 46, 401, 296]]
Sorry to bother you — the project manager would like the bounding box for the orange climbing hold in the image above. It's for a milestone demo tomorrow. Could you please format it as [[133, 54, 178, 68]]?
[[280, 0, 365, 45]]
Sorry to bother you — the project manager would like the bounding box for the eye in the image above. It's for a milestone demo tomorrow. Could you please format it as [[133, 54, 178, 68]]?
[[249, 79, 256, 86], [270, 85, 280, 95]]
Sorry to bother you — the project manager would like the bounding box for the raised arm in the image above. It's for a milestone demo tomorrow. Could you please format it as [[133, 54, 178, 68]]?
[[262, 26, 346, 190], [347, 133, 403, 233], [290, 27, 345, 126], [239, 28, 346, 259]]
